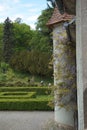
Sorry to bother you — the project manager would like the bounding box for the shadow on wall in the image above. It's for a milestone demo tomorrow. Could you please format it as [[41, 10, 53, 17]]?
[[84, 88, 87, 129]]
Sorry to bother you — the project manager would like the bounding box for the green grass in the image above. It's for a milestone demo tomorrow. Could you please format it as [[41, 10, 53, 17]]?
[[0, 68, 53, 87]]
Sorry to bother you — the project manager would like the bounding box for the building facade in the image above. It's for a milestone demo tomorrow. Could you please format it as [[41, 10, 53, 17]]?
[[47, 7, 76, 129]]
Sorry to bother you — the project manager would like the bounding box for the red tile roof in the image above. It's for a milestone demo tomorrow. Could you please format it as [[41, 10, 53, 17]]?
[[47, 7, 74, 27]]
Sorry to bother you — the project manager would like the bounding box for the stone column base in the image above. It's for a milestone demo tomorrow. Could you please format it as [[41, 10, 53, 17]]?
[[41, 120, 74, 130], [56, 123, 74, 130]]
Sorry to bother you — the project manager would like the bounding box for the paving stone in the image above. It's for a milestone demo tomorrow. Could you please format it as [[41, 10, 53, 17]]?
[[0, 111, 54, 130]]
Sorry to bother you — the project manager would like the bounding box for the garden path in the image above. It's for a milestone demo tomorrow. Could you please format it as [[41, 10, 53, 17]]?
[[0, 111, 54, 130]]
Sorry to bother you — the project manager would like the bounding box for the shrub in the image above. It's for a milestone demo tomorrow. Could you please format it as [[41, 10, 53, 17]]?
[[0, 98, 53, 111], [0, 92, 36, 99], [10, 50, 53, 77], [0, 87, 52, 95], [0, 62, 9, 73], [1, 92, 29, 96], [0, 86, 53, 111]]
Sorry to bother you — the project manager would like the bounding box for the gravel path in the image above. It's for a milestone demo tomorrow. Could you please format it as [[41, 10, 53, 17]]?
[[0, 111, 54, 130]]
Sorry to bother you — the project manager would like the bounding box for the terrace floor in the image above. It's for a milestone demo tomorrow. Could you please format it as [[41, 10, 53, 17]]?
[[0, 111, 54, 130]]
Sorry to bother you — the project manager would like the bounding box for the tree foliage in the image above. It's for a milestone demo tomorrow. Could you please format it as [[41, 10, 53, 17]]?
[[36, 8, 53, 53], [0, 23, 3, 62], [0, 7, 53, 77], [13, 22, 32, 51], [3, 17, 14, 63], [30, 30, 52, 52], [14, 18, 22, 24], [36, 8, 53, 35], [10, 50, 53, 77]]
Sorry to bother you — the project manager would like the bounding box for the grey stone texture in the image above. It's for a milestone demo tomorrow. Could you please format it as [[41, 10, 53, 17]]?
[[53, 23, 75, 127], [42, 121, 74, 130], [0, 111, 54, 130], [76, 0, 87, 129]]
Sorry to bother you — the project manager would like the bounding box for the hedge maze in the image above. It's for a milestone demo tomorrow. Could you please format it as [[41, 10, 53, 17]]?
[[0, 87, 53, 111]]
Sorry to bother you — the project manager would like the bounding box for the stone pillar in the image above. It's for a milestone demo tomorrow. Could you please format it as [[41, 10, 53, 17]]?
[[76, 0, 87, 129], [53, 23, 75, 128]]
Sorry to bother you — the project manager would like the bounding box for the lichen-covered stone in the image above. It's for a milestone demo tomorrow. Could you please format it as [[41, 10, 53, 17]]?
[[53, 24, 76, 110]]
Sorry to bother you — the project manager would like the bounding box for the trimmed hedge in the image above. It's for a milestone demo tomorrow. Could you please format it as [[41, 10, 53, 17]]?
[[1, 92, 29, 96], [0, 87, 51, 95], [0, 92, 36, 99], [0, 87, 53, 111], [0, 99, 53, 111]]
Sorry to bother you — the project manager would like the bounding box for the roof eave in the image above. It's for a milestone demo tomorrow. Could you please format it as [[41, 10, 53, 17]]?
[[55, 0, 76, 15]]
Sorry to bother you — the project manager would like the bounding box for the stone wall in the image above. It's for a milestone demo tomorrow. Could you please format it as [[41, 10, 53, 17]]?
[[76, 0, 87, 129], [53, 23, 76, 127], [84, 88, 87, 128]]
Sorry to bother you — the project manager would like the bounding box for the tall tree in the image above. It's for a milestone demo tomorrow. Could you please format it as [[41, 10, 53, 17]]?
[[13, 23, 32, 51], [14, 17, 22, 24], [36, 8, 53, 53], [3, 17, 14, 63], [0, 23, 3, 62], [36, 8, 53, 35]]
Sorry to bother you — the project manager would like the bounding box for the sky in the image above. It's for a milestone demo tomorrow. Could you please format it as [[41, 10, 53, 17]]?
[[0, 0, 47, 29]]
